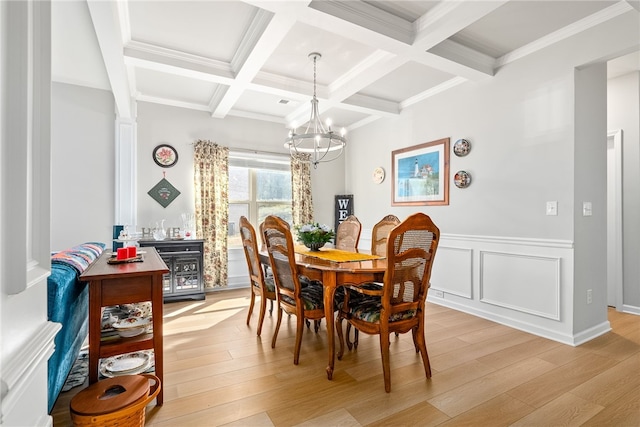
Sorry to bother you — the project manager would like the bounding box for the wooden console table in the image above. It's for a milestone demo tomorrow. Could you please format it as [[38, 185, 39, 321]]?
[[79, 247, 169, 405]]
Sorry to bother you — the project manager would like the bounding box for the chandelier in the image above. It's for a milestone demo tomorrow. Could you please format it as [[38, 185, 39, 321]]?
[[285, 52, 346, 168]]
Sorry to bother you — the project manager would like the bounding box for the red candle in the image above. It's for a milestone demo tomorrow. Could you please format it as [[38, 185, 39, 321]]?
[[127, 246, 137, 258], [117, 248, 128, 260]]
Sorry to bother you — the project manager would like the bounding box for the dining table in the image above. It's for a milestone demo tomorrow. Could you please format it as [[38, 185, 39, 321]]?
[[259, 245, 387, 379]]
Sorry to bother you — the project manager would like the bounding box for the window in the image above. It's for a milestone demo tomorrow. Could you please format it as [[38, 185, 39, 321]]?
[[228, 152, 292, 247]]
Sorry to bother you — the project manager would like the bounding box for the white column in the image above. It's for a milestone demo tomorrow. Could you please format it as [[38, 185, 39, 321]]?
[[115, 117, 137, 227]]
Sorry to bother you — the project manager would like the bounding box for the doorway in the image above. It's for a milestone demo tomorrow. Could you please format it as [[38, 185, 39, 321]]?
[[606, 129, 623, 310]]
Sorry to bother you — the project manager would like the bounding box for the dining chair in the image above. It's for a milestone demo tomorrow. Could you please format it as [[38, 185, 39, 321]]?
[[345, 214, 402, 348], [335, 215, 362, 251], [262, 215, 327, 365], [371, 214, 401, 255], [336, 212, 440, 392], [240, 216, 276, 337]]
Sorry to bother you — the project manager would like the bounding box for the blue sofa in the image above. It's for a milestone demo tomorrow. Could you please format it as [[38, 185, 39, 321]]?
[[47, 242, 105, 412]]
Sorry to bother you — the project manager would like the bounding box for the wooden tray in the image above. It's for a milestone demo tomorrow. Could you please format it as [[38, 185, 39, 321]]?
[[107, 255, 144, 264]]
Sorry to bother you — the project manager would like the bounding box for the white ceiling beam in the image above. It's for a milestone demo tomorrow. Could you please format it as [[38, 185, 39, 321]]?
[[339, 94, 400, 116], [400, 76, 467, 110], [412, 0, 509, 49], [124, 41, 235, 84], [308, 0, 414, 44], [496, 1, 637, 69], [290, 0, 499, 112], [136, 94, 210, 113], [625, 0, 640, 12], [211, 8, 297, 118], [86, 0, 132, 118]]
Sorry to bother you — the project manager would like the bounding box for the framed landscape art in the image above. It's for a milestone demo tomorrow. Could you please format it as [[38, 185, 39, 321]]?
[[392, 138, 450, 206]]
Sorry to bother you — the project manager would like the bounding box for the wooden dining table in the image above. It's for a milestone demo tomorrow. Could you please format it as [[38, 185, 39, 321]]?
[[259, 247, 387, 379]]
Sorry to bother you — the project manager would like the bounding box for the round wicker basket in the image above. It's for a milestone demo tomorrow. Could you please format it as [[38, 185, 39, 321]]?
[[70, 374, 160, 427]]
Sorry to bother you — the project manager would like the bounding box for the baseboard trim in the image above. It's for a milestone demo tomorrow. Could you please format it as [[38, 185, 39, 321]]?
[[572, 320, 612, 346], [621, 304, 640, 315], [426, 295, 604, 346]]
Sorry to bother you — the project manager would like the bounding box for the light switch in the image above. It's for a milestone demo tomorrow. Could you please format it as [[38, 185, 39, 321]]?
[[583, 202, 592, 216], [546, 201, 558, 216]]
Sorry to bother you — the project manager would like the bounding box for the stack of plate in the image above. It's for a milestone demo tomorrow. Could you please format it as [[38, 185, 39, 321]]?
[[112, 316, 152, 338], [99, 351, 154, 378]]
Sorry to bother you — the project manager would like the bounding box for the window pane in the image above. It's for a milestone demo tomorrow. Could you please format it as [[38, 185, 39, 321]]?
[[229, 166, 249, 201], [228, 203, 249, 247], [258, 203, 292, 226], [256, 170, 292, 202]]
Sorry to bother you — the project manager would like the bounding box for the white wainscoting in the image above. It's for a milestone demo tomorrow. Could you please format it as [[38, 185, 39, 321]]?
[[480, 251, 560, 320], [431, 247, 473, 299], [226, 247, 251, 289], [427, 234, 584, 346]]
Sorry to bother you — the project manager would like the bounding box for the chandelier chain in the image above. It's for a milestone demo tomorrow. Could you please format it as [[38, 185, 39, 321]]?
[[313, 55, 317, 99]]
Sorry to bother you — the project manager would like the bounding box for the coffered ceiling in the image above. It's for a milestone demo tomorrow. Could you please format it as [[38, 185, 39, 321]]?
[[52, 0, 640, 132]]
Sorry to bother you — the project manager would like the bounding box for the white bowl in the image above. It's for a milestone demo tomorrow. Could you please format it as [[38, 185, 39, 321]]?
[[116, 327, 146, 338], [112, 316, 152, 330]]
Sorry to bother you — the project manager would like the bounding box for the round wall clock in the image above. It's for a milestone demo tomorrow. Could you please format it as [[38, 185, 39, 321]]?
[[372, 167, 385, 184], [153, 144, 178, 168]]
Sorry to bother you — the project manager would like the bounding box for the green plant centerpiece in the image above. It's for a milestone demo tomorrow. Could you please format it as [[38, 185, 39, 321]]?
[[295, 222, 335, 251]]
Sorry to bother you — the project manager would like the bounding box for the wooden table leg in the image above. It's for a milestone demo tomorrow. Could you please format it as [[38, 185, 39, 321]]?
[[88, 281, 101, 384], [322, 271, 337, 380], [152, 273, 164, 405]]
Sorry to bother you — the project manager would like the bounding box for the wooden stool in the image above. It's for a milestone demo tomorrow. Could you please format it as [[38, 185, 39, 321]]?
[[70, 374, 160, 427]]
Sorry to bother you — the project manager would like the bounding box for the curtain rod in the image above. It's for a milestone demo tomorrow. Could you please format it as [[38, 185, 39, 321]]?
[[228, 147, 288, 158], [189, 141, 284, 157]]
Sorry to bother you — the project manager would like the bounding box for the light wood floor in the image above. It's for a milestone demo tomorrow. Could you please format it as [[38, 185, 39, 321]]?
[[52, 289, 640, 426]]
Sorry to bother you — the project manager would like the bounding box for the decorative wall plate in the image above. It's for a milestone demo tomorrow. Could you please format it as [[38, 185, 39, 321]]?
[[453, 139, 471, 157], [153, 144, 178, 167], [454, 170, 472, 188], [148, 177, 181, 208], [372, 166, 385, 184]]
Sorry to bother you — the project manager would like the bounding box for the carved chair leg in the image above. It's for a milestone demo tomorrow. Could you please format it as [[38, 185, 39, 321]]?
[[246, 288, 255, 326], [380, 331, 392, 392], [257, 295, 267, 337], [293, 315, 305, 365], [271, 305, 283, 349]]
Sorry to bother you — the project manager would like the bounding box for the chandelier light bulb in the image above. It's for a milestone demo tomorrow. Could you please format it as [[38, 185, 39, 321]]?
[[326, 118, 332, 129]]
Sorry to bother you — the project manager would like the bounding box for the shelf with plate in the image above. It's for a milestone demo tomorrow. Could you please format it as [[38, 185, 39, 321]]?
[[79, 247, 169, 406], [99, 351, 155, 379]]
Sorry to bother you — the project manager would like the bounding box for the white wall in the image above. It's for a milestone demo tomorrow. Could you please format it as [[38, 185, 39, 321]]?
[[607, 72, 640, 312], [135, 102, 345, 232], [573, 63, 608, 334], [135, 102, 345, 287], [345, 11, 638, 344], [1, 1, 58, 425], [51, 82, 115, 250]]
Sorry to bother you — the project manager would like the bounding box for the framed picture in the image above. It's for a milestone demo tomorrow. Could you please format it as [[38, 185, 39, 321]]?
[[392, 138, 450, 206], [153, 144, 178, 168]]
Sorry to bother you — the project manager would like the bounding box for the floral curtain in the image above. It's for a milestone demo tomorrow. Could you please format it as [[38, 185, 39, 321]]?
[[194, 140, 229, 288], [291, 155, 313, 228]]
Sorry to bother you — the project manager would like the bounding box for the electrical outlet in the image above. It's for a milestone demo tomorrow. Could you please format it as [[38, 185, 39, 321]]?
[[431, 289, 444, 298], [587, 289, 593, 304]]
